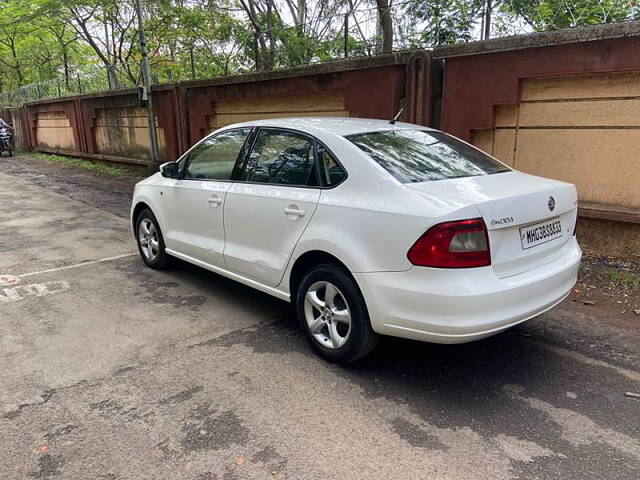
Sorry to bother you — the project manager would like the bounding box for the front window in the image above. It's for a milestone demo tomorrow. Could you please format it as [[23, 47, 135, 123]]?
[[184, 128, 251, 180], [346, 130, 510, 183]]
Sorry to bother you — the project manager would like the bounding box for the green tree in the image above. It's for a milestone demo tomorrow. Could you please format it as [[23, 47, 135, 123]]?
[[1, 0, 639, 104], [404, 0, 485, 46], [503, 0, 638, 31]]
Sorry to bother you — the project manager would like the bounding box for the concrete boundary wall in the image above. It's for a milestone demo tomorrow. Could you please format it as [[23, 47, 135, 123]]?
[[437, 21, 640, 227], [20, 53, 427, 167], [8, 20, 640, 237], [471, 72, 640, 211]]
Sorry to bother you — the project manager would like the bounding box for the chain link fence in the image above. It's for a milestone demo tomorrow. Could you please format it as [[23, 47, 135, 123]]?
[[0, 65, 140, 107]]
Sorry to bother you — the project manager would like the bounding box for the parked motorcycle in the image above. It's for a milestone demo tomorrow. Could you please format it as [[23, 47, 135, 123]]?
[[0, 127, 13, 157]]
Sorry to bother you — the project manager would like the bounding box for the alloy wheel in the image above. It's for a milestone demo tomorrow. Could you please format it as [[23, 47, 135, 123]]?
[[304, 281, 352, 349], [138, 218, 160, 262]]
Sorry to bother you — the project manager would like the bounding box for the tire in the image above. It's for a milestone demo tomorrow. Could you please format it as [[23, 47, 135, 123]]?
[[296, 263, 378, 364], [135, 208, 171, 269]]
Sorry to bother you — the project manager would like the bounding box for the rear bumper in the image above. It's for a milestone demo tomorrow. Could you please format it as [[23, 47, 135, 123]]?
[[354, 237, 581, 343]]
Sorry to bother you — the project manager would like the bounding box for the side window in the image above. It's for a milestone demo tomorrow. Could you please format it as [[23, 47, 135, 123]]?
[[242, 129, 316, 186], [184, 128, 251, 180], [318, 145, 347, 186]]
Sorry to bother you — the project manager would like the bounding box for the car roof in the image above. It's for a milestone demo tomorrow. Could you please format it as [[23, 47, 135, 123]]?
[[224, 117, 434, 137]]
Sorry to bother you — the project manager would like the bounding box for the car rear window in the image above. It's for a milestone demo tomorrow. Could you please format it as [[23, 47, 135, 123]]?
[[346, 130, 510, 183]]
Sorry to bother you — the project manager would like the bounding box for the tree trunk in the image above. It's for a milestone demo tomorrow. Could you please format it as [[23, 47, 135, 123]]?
[[240, 0, 271, 71], [167, 41, 175, 82], [375, 0, 393, 53], [265, 0, 276, 69], [484, 0, 492, 40], [6, 37, 24, 85], [189, 47, 196, 79], [62, 43, 70, 89], [69, 7, 118, 88], [103, 18, 117, 89], [254, 32, 261, 71]]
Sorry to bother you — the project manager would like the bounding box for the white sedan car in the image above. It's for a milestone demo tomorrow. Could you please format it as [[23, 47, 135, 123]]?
[[131, 118, 581, 363]]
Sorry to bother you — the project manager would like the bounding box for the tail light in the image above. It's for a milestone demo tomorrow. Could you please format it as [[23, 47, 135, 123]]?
[[407, 218, 491, 268]]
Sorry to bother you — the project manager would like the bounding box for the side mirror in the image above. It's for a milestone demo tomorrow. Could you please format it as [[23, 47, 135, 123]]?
[[160, 162, 180, 179]]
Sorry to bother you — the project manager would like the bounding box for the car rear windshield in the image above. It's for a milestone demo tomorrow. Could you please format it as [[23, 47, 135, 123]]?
[[346, 129, 510, 183]]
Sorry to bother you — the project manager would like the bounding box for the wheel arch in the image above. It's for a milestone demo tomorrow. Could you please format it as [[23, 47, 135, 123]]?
[[288, 250, 354, 300], [131, 201, 152, 231], [290, 249, 379, 362]]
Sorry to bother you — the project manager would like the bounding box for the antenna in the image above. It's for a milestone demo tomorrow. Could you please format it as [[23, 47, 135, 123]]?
[[389, 108, 404, 125]]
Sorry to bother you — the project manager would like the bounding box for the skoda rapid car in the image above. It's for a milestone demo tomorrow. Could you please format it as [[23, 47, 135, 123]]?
[[131, 118, 581, 363]]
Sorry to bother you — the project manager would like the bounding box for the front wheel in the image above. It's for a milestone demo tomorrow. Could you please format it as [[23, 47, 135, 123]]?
[[296, 264, 378, 364], [135, 208, 171, 269]]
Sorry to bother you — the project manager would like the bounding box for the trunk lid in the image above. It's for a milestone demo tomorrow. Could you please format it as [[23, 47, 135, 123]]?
[[407, 171, 578, 278]]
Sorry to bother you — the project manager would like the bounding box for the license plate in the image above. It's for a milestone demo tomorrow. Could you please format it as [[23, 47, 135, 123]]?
[[520, 218, 563, 250]]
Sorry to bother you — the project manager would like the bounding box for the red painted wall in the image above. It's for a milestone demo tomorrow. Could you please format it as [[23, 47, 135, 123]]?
[[183, 65, 406, 146], [441, 37, 640, 141], [21, 63, 408, 164]]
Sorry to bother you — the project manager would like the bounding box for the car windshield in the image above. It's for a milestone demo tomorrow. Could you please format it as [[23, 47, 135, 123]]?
[[346, 129, 510, 183]]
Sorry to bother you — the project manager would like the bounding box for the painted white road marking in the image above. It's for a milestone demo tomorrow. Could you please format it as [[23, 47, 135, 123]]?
[[0, 278, 70, 304], [2, 253, 137, 305], [0, 287, 20, 303], [17, 252, 137, 279]]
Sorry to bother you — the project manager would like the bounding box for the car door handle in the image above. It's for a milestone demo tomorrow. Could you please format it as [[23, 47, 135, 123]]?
[[208, 194, 223, 206], [284, 206, 305, 217]]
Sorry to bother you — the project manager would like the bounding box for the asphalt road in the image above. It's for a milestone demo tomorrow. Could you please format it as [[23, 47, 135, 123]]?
[[0, 159, 639, 479]]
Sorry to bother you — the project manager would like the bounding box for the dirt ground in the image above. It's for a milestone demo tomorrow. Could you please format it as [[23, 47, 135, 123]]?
[[1, 153, 639, 480], [574, 255, 640, 320], [0, 153, 147, 217]]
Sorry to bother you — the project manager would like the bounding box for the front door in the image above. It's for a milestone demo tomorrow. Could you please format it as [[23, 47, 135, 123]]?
[[224, 128, 321, 286], [163, 127, 252, 267]]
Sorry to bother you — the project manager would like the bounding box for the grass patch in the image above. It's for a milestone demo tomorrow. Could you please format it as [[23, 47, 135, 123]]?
[[34, 153, 134, 176], [604, 268, 640, 288]]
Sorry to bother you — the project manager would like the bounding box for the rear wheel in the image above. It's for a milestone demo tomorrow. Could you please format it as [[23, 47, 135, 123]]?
[[296, 264, 378, 363], [135, 208, 171, 269]]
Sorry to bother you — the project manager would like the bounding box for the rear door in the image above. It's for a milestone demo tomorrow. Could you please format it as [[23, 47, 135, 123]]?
[[223, 128, 321, 286], [162, 127, 252, 266]]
